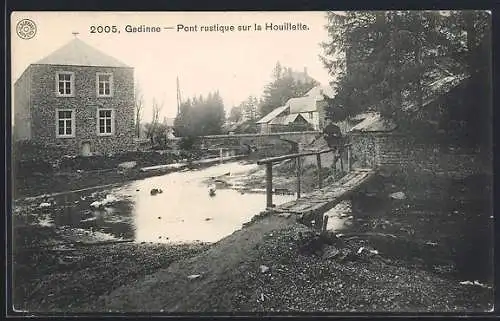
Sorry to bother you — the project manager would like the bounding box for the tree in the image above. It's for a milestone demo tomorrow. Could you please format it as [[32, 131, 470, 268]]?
[[134, 83, 144, 138], [443, 11, 491, 148], [173, 91, 226, 137], [321, 11, 486, 118], [258, 61, 319, 116], [174, 98, 193, 137], [228, 105, 243, 123], [321, 10, 491, 148], [146, 98, 164, 145], [233, 95, 260, 122]]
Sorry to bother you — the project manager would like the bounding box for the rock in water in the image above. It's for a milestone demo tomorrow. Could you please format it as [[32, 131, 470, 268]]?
[[389, 191, 406, 200], [150, 188, 163, 196], [208, 184, 216, 197], [118, 161, 137, 170]]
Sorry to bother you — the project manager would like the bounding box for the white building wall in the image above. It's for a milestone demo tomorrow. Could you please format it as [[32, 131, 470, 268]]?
[[298, 111, 320, 130]]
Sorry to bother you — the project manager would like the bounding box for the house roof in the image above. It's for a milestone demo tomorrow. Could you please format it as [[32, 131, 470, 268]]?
[[305, 85, 336, 100], [351, 112, 375, 121], [403, 73, 469, 110], [35, 38, 130, 68], [256, 106, 289, 124], [428, 74, 468, 95], [287, 96, 317, 113], [270, 113, 307, 126], [350, 112, 397, 132]]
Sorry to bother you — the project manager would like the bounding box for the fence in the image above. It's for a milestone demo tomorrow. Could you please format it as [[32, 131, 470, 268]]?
[[256, 143, 352, 209]]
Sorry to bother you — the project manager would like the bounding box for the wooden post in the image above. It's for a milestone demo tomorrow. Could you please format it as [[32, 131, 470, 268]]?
[[332, 150, 337, 177], [219, 148, 223, 164], [340, 147, 344, 172], [266, 162, 273, 209], [316, 153, 322, 189], [296, 156, 301, 199], [322, 215, 329, 234], [347, 145, 351, 172]]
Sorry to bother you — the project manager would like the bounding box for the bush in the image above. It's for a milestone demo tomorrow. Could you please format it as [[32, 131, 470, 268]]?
[[178, 136, 200, 150]]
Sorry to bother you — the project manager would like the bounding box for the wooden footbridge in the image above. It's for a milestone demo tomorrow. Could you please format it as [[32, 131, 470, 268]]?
[[257, 144, 377, 227]]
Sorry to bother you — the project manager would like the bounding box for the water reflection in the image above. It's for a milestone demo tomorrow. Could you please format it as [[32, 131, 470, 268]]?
[[53, 162, 294, 244], [115, 162, 295, 243]]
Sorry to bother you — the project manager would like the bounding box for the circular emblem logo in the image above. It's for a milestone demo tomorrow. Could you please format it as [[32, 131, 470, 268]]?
[[16, 19, 37, 40]]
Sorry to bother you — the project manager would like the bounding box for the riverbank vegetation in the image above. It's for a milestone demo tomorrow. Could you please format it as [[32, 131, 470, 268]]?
[[321, 11, 491, 151]]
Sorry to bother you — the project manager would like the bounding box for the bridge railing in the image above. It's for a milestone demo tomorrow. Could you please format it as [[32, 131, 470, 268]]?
[[256, 143, 352, 209]]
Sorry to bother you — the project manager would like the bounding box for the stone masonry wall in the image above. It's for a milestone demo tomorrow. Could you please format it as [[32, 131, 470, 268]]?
[[349, 133, 377, 168], [13, 68, 32, 140], [29, 64, 135, 156], [349, 132, 486, 179]]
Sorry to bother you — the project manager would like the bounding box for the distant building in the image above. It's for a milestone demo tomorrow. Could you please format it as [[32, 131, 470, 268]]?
[[289, 67, 315, 84], [256, 105, 289, 134], [256, 84, 335, 133], [14, 37, 135, 156]]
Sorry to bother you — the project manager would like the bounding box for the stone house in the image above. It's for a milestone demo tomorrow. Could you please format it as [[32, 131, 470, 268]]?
[[269, 113, 314, 133], [14, 37, 135, 156], [256, 84, 335, 133], [256, 105, 289, 134], [301, 84, 336, 130]]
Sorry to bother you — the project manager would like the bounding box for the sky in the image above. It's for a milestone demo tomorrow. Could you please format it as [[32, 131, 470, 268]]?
[[11, 11, 332, 122]]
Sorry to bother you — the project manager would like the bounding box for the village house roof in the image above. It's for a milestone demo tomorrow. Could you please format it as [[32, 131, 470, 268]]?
[[35, 38, 130, 68], [350, 112, 397, 132], [286, 96, 317, 114], [403, 73, 469, 110], [270, 113, 311, 126], [305, 85, 336, 100], [256, 105, 289, 124]]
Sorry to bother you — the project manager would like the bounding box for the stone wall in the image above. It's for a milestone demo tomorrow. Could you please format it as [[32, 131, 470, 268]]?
[[28, 64, 135, 156], [349, 131, 488, 179], [349, 133, 377, 168], [348, 130, 491, 206], [13, 68, 32, 140]]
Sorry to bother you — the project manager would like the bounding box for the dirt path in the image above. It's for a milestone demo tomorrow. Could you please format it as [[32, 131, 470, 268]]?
[[93, 215, 296, 312]]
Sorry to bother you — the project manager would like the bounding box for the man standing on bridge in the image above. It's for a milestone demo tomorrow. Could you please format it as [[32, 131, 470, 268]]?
[[322, 119, 343, 150]]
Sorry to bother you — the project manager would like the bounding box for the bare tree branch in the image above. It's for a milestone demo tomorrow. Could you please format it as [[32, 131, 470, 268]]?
[[134, 83, 144, 138]]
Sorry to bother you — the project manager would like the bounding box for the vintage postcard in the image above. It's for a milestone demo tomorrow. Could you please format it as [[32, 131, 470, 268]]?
[[10, 11, 493, 314]]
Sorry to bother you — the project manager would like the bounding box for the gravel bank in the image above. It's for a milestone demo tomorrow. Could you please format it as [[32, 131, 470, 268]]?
[[91, 215, 492, 313], [13, 224, 210, 313]]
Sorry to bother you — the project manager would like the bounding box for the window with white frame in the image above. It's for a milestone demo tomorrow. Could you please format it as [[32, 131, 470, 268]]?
[[97, 109, 114, 135], [56, 72, 74, 96], [56, 110, 75, 137], [97, 73, 113, 97]]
